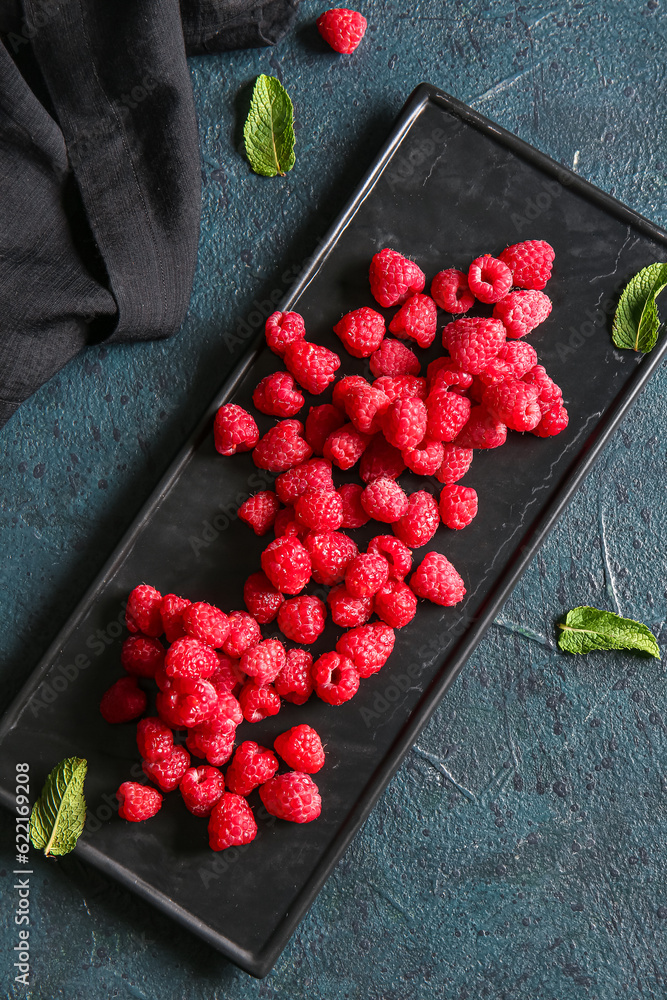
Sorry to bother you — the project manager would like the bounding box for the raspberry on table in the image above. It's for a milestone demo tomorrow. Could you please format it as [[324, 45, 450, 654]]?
[[431, 269, 475, 314], [478, 340, 538, 386], [208, 792, 257, 850], [274, 648, 314, 705], [253, 372, 305, 418], [522, 364, 563, 411], [382, 396, 428, 450], [388, 293, 438, 348], [369, 248, 425, 308], [180, 766, 226, 817], [243, 571, 285, 624], [277, 595, 327, 644], [482, 379, 541, 432], [332, 374, 369, 411], [164, 636, 219, 682], [312, 651, 360, 705], [316, 7, 367, 53], [425, 388, 471, 442], [436, 442, 474, 484], [337, 483, 370, 528], [305, 530, 358, 585], [137, 717, 174, 762], [327, 584, 374, 627], [116, 782, 162, 822], [409, 551, 466, 606], [222, 610, 262, 659], [369, 339, 421, 377], [455, 405, 507, 449], [359, 434, 406, 483], [121, 635, 165, 678], [439, 484, 479, 529], [142, 745, 190, 792], [343, 382, 391, 435], [374, 578, 417, 628], [182, 603, 230, 649], [402, 437, 445, 476], [467, 255, 513, 304], [498, 240, 555, 290], [333, 306, 386, 358], [261, 535, 312, 593], [252, 419, 312, 473], [241, 638, 286, 686], [336, 622, 395, 677], [275, 457, 334, 504], [361, 477, 409, 523], [323, 422, 372, 470], [239, 681, 281, 723], [225, 741, 279, 796], [442, 317, 506, 374], [238, 491, 281, 536], [274, 725, 325, 773], [100, 676, 147, 724], [265, 311, 306, 356], [160, 594, 191, 643], [531, 402, 569, 437], [284, 341, 341, 394], [373, 374, 428, 402], [213, 404, 259, 457], [157, 678, 218, 729], [305, 404, 346, 455], [126, 584, 163, 637], [392, 490, 440, 548], [367, 535, 413, 580], [345, 552, 390, 598], [186, 717, 237, 766], [493, 289, 552, 338], [295, 488, 344, 531]]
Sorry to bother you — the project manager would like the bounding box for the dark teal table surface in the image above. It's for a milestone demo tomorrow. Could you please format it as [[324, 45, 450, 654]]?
[[3, 2, 667, 997]]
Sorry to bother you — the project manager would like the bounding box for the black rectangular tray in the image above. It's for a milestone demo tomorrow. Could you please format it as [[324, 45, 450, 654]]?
[[2, 84, 667, 978]]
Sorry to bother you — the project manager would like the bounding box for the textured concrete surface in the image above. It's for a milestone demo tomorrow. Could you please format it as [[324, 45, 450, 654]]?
[[2, 1, 667, 996]]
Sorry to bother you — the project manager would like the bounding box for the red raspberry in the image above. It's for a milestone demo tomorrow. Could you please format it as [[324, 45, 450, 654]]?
[[442, 317, 506, 374], [239, 680, 281, 723], [359, 435, 406, 482], [277, 595, 327, 644], [402, 437, 444, 476], [410, 551, 466, 606], [373, 374, 428, 402], [182, 603, 230, 649], [121, 635, 164, 678], [180, 765, 226, 817], [164, 636, 219, 682], [436, 442, 474, 483], [160, 594, 191, 643], [271, 504, 303, 540], [361, 477, 409, 523], [388, 293, 438, 348], [439, 484, 478, 529], [305, 530, 358, 585], [323, 422, 371, 470], [157, 678, 218, 728], [369, 248, 426, 308], [327, 584, 374, 627], [305, 404, 346, 455], [467, 255, 513, 304], [467, 376, 487, 404], [253, 419, 312, 473], [100, 676, 147, 724], [430, 269, 475, 314], [275, 457, 334, 504], [345, 552, 390, 597], [265, 311, 306, 356], [382, 396, 428, 450], [137, 716, 173, 763], [344, 382, 391, 435], [336, 622, 395, 677], [295, 488, 344, 531], [499, 240, 555, 290], [275, 648, 314, 705], [213, 691, 243, 726], [186, 717, 236, 765], [126, 584, 163, 637], [116, 781, 162, 822], [456, 405, 507, 449], [482, 379, 541, 432], [333, 306, 385, 358], [337, 483, 370, 528], [253, 372, 304, 418], [222, 611, 262, 658], [426, 358, 473, 391], [225, 741, 279, 796], [532, 402, 569, 437], [316, 7, 367, 53], [274, 725, 325, 773], [370, 339, 420, 377], [238, 491, 280, 536], [522, 364, 563, 411], [312, 651, 360, 705], [284, 341, 341, 395], [493, 289, 552, 338], [241, 638, 286, 686], [374, 579, 417, 628], [213, 404, 259, 456], [261, 535, 312, 594], [367, 535, 412, 579], [332, 374, 369, 410], [425, 389, 471, 442], [392, 490, 440, 548], [243, 571, 284, 624], [478, 340, 538, 386], [142, 745, 190, 792], [208, 792, 257, 850], [259, 772, 323, 827], [211, 653, 244, 695]]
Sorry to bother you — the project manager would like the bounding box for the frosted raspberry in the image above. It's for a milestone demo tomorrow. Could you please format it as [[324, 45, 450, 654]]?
[[160, 594, 191, 643], [253, 371, 304, 417], [337, 483, 370, 528], [211, 653, 245, 696], [222, 611, 262, 659], [126, 584, 163, 637], [482, 379, 541, 432], [305, 530, 358, 586], [294, 488, 344, 531], [225, 741, 279, 796], [164, 636, 219, 682], [382, 396, 428, 450], [277, 595, 327, 644], [274, 725, 325, 773], [275, 457, 334, 504], [392, 490, 440, 548], [253, 419, 312, 473], [336, 622, 395, 677], [369, 248, 426, 308], [116, 782, 162, 822], [343, 382, 391, 435], [431, 268, 475, 313], [312, 651, 360, 705], [436, 442, 474, 483], [439, 484, 478, 529], [370, 339, 421, 377], [186, 716, 237, 765], [142, 745, 190, 792], [345, 552, 390, 598], [388, 293, 438, 347], [137, 717, 174, 762], [265, 310, 306, 356], [522, 364, 563, 412], [238, 491, 280, 536], [374, 579, 417, 628], [493, 289, 552, 338], [241, 638, 286, 686], [478, 340, 538, 386], [425, 389, 471, 442], [180, 766, 226, 817], [316, 7, 367, 53], [442, 317, 506, 374], [332, 374, 369, 410], [531, 402, 569, 437], [208, 792, 257, 850], [121, 635, 165, 678], [261, 536, 312, 593], [274, 648, 314, 705], [467, 255, 513, 304], [327, 584, 374, 627], [284, 341, 341, 394], [305, 404, 346, 454], [182, 603, 230, 649], [100, 676, 147, 724], [499, 240, 555, 290], [373, 374, 428, 402], [367, 535, 412, 579], [426, 358, 473, 392], [243, 571, 284, 624], [410, 551, 466, 606], [213, 403, 259, 456], [239, 680, 281, 723], [456, 406, 507, 449], [402, 437, 445, 476], [157, 678, 218, 729], [333, 306, 386, 358], [359, 435, 406, 482], [323, 422, 371, 470], [361, 477, 409, 523]]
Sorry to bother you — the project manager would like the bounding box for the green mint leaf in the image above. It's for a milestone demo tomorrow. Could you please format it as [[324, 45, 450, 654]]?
[[243, 75, 295, 178], [557, 606, 660, 658], [29, 757, 87, 857], [612, 262, 667, 352]]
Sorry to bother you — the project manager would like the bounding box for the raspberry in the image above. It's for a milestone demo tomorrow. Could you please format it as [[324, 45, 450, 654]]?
[[373, 374, 428, 402], [100, 677, 147, 724], [180, 766, 226, 817], [345, 552, 390, 597], [456, 405, 507, 449], [344, 382, 391, 435], [499, 240, 555, 290], [359, 435, 406, 483], [323, 422, 371, 470], [160, 594, 191, 643], [243, 571, 285, 624], [137, 717, 174, 762], [275, 648, 314, 705], [186, 717, 236, 765], [522, 364, 563, 412], [312, 651, 360, 705], [426, 358, 473, 391], [327, 584, 374, 627], [182, 603, 230, 649], [126, 584, 163, 637], [367, 534, 412, 579], [274, 725, 325, 773], [222, 610, 262, 658], [259, 772, 322, 823], [253, 372, 304, 418], [337, 483, 370, 528], [436, 442, 474, 483], [317, 7, 367, 52], [431, 269, 475, 314], [284, 341, 341, 395], [305, 404, 346, 455], [442, 317, 506, 374], [388, 293, 438, 348], [336, 622, 395, 677], [253, 419, 312, 473], [214, 404, 259, 456], [332, 374, 369, 410], [241, 638, 286, 686], [425, 389, 471, 442], [439, 484, 478, 529], [333, 306, 385, 358], [370, 339, 420, 377], [214, 691, 243, 726], [493, 289, 552, 338], [382, 397, 428, 450], [121, 635, 165, 678], [225, 741, 279, 796], [273, 507, 308, 538], [392, 490, 440, 548], [305, 530, 358, 585], [275, 457, 334, 504], [467, 376, 486, 404], [482, 379, 541, 432], [164, 636, 219, 682], [142, 745, 190, 792], [239, 680, 281, 723], [478, 340, 538, 386], [402, 437, 445, 476], [208, 792, 257, 850], [467, 255, 513, 304], [369, 248, 425, 308], [361, 477, 409, 523], [532, 402, 569, 437], [261, 536, 312, 594], [211, 653, 244, 696], [410, 551, 466, 606], [116, 782, 162, 822], [157, 678, 218, 728], [277, 595, 326, 643], [295, 488, 344, 531], [238, 491, 280, 536], [374, 579, 417, 628], [265, 311, 306, 356]]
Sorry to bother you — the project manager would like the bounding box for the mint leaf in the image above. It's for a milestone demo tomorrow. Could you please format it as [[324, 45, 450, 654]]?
[[29, 757, 87, 857], [557, 606, 660, 658], [243, 75, 295, 177], [612, 262, 667, 352]]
